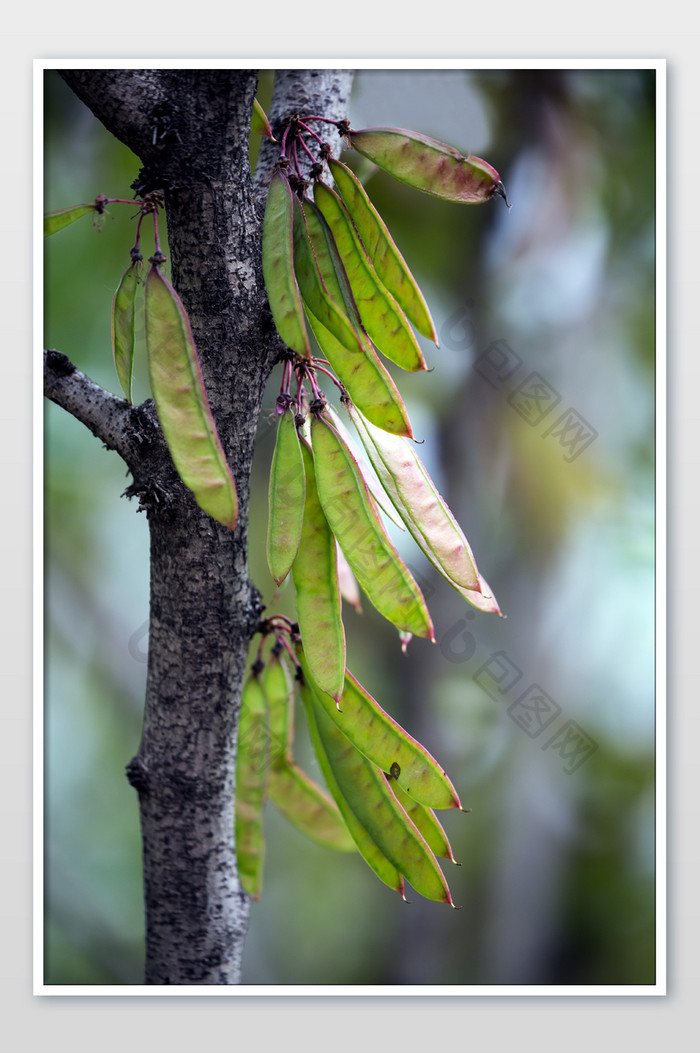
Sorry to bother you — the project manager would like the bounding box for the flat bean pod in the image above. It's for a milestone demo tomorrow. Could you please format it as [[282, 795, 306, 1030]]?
[[296, 199, 415, 437], [268, 763, 356, 853], [347, 127, 507, 206], [262, 168, 312, 356], [390, 780, 458, 862], [449, 573, 503, 616], [235, 672, 269, 900], [251, 97, 275, 139], [325, 404, 405, 531], [111, 261, 140, 403], [300, 678, 406, 898], [313, 180, 427, 373], [307, 689, 454, 904], [267, 407, 306, 585], [347, 403, 481, 592], [144, 263, 239, 530], [296, 642, 461, 810], [263, 650, 356, 852], [327, 158, 438, 344], [310, 413, 434, 639], [262, 650, 295, 766], [292, 441, 346, 701], [292, 196, 370, 359], [305, 306, 413, 438], [44, 203, 97, 237]]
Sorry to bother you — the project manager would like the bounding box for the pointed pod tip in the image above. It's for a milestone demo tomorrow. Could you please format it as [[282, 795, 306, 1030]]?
[[493, 180, 511, 209]]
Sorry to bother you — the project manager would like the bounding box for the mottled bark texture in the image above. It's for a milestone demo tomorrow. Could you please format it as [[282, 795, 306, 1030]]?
[[48, 68, 355, 985]]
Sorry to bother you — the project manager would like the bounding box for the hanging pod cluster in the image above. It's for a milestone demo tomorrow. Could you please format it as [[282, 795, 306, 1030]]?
[[45, 97, 510, 908], [235, 631, 463, 904], [45, 188, 239, 532], [253, 102, 509, 904]]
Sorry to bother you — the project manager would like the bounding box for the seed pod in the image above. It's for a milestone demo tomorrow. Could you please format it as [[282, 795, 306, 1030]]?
[[310, 413, 434, 639], [294, 198, 414, 437], [268, 763, 356, 853], [347, 127, 508, 206], [235, 671, 269, 900], [296, 642, 462, 810], [144, 262, 238, 530], [262, 650, 295, 767], [251, 97, 275, 139], [292, 194, 366, 356], [324, 404, 405, 531], [262, 168, 312, 356], [347, 402, 482, 594], [44, 202, 98, 237], [267, 407, 306, 585], [305, 686, 454, 904], [327, 158, 438, 344], [449, 573, 503, 616], [262, 650, 356, 852], [390, 780, 459, 863], [313, 180, 427, 372], [305, 307, 413, 439], [111, 261, 140, 403], [291, 440, 346, 701], [299, 677, 406, 899]]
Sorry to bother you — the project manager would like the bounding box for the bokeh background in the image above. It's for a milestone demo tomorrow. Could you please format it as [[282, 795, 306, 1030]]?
[[43, 67, 657, 986]]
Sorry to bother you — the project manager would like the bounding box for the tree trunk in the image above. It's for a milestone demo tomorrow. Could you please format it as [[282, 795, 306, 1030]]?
[[48, 67, 354, 985]]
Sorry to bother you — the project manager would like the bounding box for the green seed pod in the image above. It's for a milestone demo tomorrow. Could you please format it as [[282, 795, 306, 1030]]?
[[347, 127, 509, 206], [262, 650, 356, 852], [144, 262, 239, 530], [268, 763, 356, 853], [251, 97, 275, 139], [44, 202, 98, 237], [305, 686, 454, 905], [313, 180, 427, 372], [296, 641, 461, 810], [293, 197, 414, 437], [299, 677, 406, 899], [450, 574, 503, 616], [235, 671, 269, 901], [262, 650, 295, 767], [391, 781, 459, 863], [111, 261, 140, 403], [267, 407, 306, 586], [325, 404, 406, 532], [310, 412, 434, 640], [291, 195, 369, 361], [292, 440, 346, 701], [262, 168, 312, 356], [327, 158, 438, 344], [346, 402, 481, 594]]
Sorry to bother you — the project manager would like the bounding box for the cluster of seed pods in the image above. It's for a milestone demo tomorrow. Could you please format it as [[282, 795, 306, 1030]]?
[[235, 625, 462, 904], [247, 101, 509, 904], [45, 98, 509, 906], [45, 189, 240, 531]]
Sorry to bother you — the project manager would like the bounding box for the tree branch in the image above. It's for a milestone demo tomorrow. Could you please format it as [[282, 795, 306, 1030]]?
[[44, 349, 150, 466], [253, 69, 355, 192], [48, 68, 356, 986]]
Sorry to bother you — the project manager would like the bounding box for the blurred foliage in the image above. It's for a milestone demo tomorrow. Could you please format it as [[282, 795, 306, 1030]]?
[[44, 68, 656, 986]]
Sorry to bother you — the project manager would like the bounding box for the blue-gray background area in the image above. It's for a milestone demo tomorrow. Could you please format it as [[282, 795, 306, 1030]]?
[[43, 67, 656, 986]]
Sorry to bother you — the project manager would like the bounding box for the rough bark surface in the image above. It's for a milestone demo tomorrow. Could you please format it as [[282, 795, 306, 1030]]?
[[49, 67, 355, 985]]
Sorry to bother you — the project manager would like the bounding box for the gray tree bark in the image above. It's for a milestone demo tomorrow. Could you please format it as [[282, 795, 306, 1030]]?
[[46, 67, 355, 985]]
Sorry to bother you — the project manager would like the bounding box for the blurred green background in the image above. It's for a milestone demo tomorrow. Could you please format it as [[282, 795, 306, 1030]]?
[[43, 67, 657, 986]]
